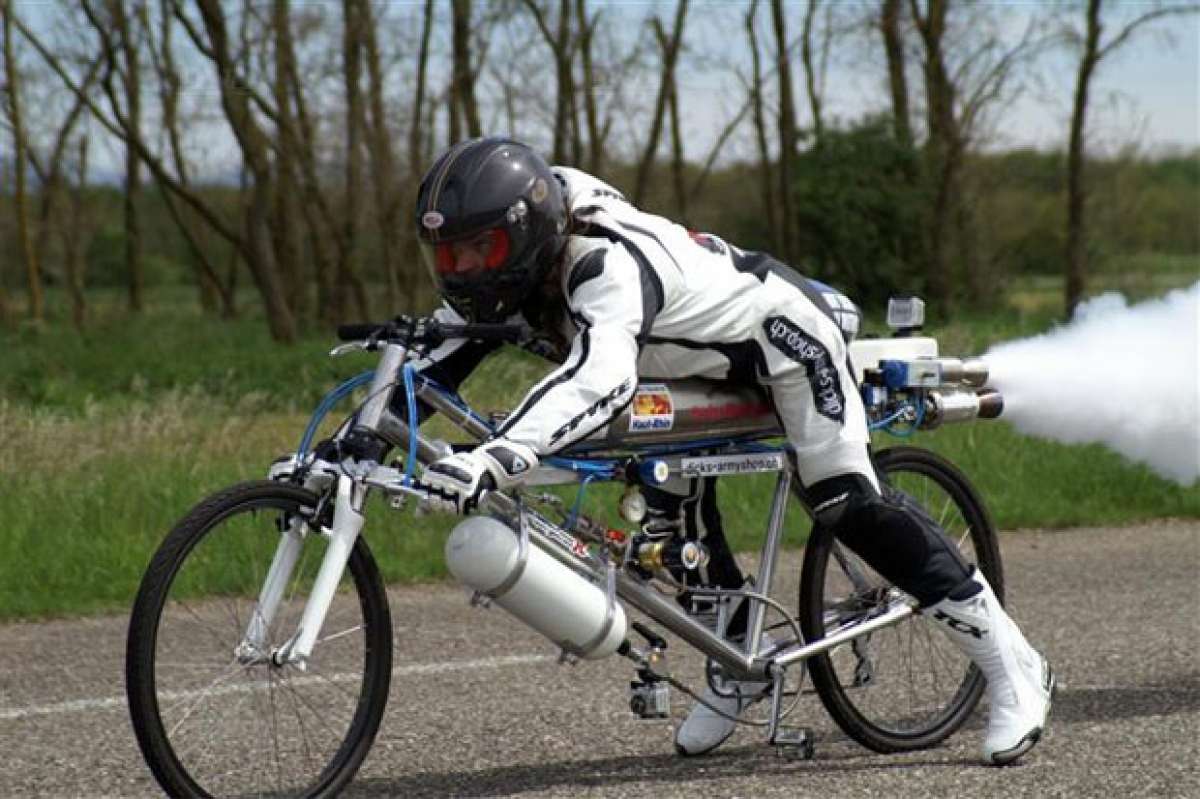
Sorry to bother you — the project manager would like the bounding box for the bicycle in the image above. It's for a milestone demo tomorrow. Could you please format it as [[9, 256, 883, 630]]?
[[126, 305, 1007, 798]]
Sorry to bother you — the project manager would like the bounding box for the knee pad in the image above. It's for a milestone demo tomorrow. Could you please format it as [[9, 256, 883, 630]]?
[[806, 475, 973, 606]]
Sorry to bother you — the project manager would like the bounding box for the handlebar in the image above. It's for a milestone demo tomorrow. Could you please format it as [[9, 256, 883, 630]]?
[[335, 318, 527, 346]]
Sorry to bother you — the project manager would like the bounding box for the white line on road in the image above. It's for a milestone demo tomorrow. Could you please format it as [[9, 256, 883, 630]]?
[[0, 653, 554, 722]]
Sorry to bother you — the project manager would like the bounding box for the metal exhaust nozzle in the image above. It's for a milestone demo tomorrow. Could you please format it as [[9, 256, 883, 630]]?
[[930, 357, 990, 387], [976, 389, 1004, 419], [922, 387, 1004, 428]]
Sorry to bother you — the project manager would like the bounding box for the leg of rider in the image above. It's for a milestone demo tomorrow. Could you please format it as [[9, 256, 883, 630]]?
[[663, 477, 774, 757], [642, 477, 749, 637], [762, 303, 1052, 766]]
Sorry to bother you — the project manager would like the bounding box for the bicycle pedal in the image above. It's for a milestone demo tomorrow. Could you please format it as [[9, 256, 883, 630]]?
[[772, 727, 815, 761]]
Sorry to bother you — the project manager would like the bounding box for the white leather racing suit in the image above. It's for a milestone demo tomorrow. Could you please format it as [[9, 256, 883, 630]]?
[[419, 166, 874, 490]]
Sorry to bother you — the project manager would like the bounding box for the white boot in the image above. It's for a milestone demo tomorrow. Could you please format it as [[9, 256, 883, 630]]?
[[674, 634, 774, 757], [926, 570, 1055, 765]]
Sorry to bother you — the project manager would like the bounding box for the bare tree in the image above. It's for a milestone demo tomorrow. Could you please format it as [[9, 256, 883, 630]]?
[[359, 0, 401, 312], [880, 0, 912, 147], [147, 0, 233, 316], [26, 56, 100, 295], [769, 0, 799, 262], [522, 0, 578, 164], [107, 0, 146, 313], [339, 0, 369, 322], [1063, 0, 1197, 316], [658, 18, 688, 220], [745, 0, 780, 253], [450, 0, 482, 142], [61, 135, 91, 329], [183, 0, 298, 342], [575, 0, 602, 172], [2, 0, 42, 323], [908, 0, 1040, 305], [268, 0, 305, 319], [633, 0, 688, 206], [800, 0, 824, 143], [404, 0, 435, 313]]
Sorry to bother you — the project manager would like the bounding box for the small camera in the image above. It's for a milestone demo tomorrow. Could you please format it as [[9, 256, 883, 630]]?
[[629, 680, 670, 719]]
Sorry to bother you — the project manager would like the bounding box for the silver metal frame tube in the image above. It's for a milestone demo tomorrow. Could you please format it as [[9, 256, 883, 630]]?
[[357, 343, 408, 432], [771, 601, 916, 668], [743, 470, 792, 657]]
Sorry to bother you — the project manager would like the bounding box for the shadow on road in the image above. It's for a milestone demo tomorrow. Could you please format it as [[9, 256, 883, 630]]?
[[1052, 681, 1200, 724], [345, 679, 1200, 798], [344, 743, 971, 798]]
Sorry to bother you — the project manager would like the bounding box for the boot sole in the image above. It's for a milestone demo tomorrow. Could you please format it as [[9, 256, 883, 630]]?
[[986, 659, 1057, 767]]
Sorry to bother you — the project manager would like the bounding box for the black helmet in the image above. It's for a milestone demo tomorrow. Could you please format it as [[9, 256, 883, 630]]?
[[416, 137, 567, 322]]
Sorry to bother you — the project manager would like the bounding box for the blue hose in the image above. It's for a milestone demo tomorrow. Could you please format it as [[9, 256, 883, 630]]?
[[298, 371, 375, 458]]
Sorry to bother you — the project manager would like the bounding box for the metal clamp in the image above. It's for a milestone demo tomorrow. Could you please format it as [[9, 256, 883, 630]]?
[[560, 561, 620, 662], [486, 506, 532, 601]]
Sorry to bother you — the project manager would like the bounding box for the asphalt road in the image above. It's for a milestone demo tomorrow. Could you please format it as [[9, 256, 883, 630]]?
[[1, 520, 1197, 798]]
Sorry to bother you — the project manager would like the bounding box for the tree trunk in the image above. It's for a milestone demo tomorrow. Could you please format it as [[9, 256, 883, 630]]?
[[556, 0, 573, 164], [521, 0, 577, 166], [360, 0, 402, 313], [746, 0, 779, 253], [1066, 0, 1102, 318], [340, 0, 370, 323], [62, 135, 90, 330], [405, 0, 435, 314], [634, 0, 689, 206], [800, 0, 823, 144], [142, 0, 232, 316], [576, 0, 602, 173], [770, 0, 798, 262], [662, 26, 687, 220], [880, 0, 911, 148], [2, 0, 42, 323], [271, 0, 307, 320], [108, 0, 145, 314], [911, 0, 958, 306], [194, 0, 297, 342], [451, 0, 480, 140]]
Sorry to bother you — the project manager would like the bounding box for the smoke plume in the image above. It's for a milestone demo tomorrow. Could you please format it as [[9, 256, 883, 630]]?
[[982, 282, 1199, 486]]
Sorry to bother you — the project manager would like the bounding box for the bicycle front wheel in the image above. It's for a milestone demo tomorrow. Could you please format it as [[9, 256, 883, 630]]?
[[126, 480, 393, 798], [799, 446, 1003, 753]]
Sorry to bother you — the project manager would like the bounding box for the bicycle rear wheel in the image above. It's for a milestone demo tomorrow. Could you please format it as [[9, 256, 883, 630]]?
[[126, 480, 393, 798], [799, 446, 1003, 753]]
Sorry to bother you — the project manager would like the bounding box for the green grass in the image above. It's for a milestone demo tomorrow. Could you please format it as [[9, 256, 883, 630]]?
[[1, 281, 1196, 620]]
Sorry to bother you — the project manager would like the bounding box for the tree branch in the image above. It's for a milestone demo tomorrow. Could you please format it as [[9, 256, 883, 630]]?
[[1096, 4, 1199, 61]]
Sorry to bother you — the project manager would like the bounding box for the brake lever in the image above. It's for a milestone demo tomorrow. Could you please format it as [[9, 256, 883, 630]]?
[[330, 341, 370, 357]]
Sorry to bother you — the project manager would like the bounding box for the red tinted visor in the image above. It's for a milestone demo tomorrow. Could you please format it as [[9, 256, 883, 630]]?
[[429, 228, 511, 276]]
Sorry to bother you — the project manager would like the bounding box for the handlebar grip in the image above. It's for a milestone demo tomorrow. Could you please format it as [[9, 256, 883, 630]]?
[[336, 323, 388, 341]]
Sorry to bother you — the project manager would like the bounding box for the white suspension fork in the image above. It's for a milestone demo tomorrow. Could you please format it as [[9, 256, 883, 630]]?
[[275, 475, 367, 668], [241, 517, 306, 655]]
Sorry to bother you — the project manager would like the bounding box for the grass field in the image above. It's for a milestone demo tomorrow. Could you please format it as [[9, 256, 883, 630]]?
[[1, 269, 1196, 620]]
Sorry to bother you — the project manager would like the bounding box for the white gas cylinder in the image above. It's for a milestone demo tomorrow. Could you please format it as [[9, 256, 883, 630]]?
[[445, 516, 628, 659]]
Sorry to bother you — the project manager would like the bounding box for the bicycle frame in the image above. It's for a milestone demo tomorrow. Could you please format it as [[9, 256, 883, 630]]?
[[252, 340, 918, 682]]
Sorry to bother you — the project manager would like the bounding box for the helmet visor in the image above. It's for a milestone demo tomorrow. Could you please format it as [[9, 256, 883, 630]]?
[[421, 228, 511, 280]]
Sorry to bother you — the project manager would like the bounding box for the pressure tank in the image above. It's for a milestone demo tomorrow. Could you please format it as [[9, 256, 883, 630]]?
[[445, 516, 628, 659]]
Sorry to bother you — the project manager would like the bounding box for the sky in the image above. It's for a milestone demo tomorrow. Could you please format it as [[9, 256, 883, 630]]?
[[673, 1, 1200, 162], [13, 1, 1200, 182]]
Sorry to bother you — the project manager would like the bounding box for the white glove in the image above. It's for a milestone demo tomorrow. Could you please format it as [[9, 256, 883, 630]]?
[[421, 439, 539, 514]]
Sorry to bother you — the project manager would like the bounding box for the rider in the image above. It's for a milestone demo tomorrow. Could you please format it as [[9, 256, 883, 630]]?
[[402, 137, 1053, 764]]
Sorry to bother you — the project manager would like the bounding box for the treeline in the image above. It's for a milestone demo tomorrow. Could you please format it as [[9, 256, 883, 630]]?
[[0, 0, 1196, 340], [1, 143, 1195, 312]]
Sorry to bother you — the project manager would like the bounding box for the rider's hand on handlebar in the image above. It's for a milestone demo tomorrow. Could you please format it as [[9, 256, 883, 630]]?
[[421, 439, 539, 514]]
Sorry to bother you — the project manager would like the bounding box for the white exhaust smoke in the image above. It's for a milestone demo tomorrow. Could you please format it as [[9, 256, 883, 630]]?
[[982, 282, 1199, 486]]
